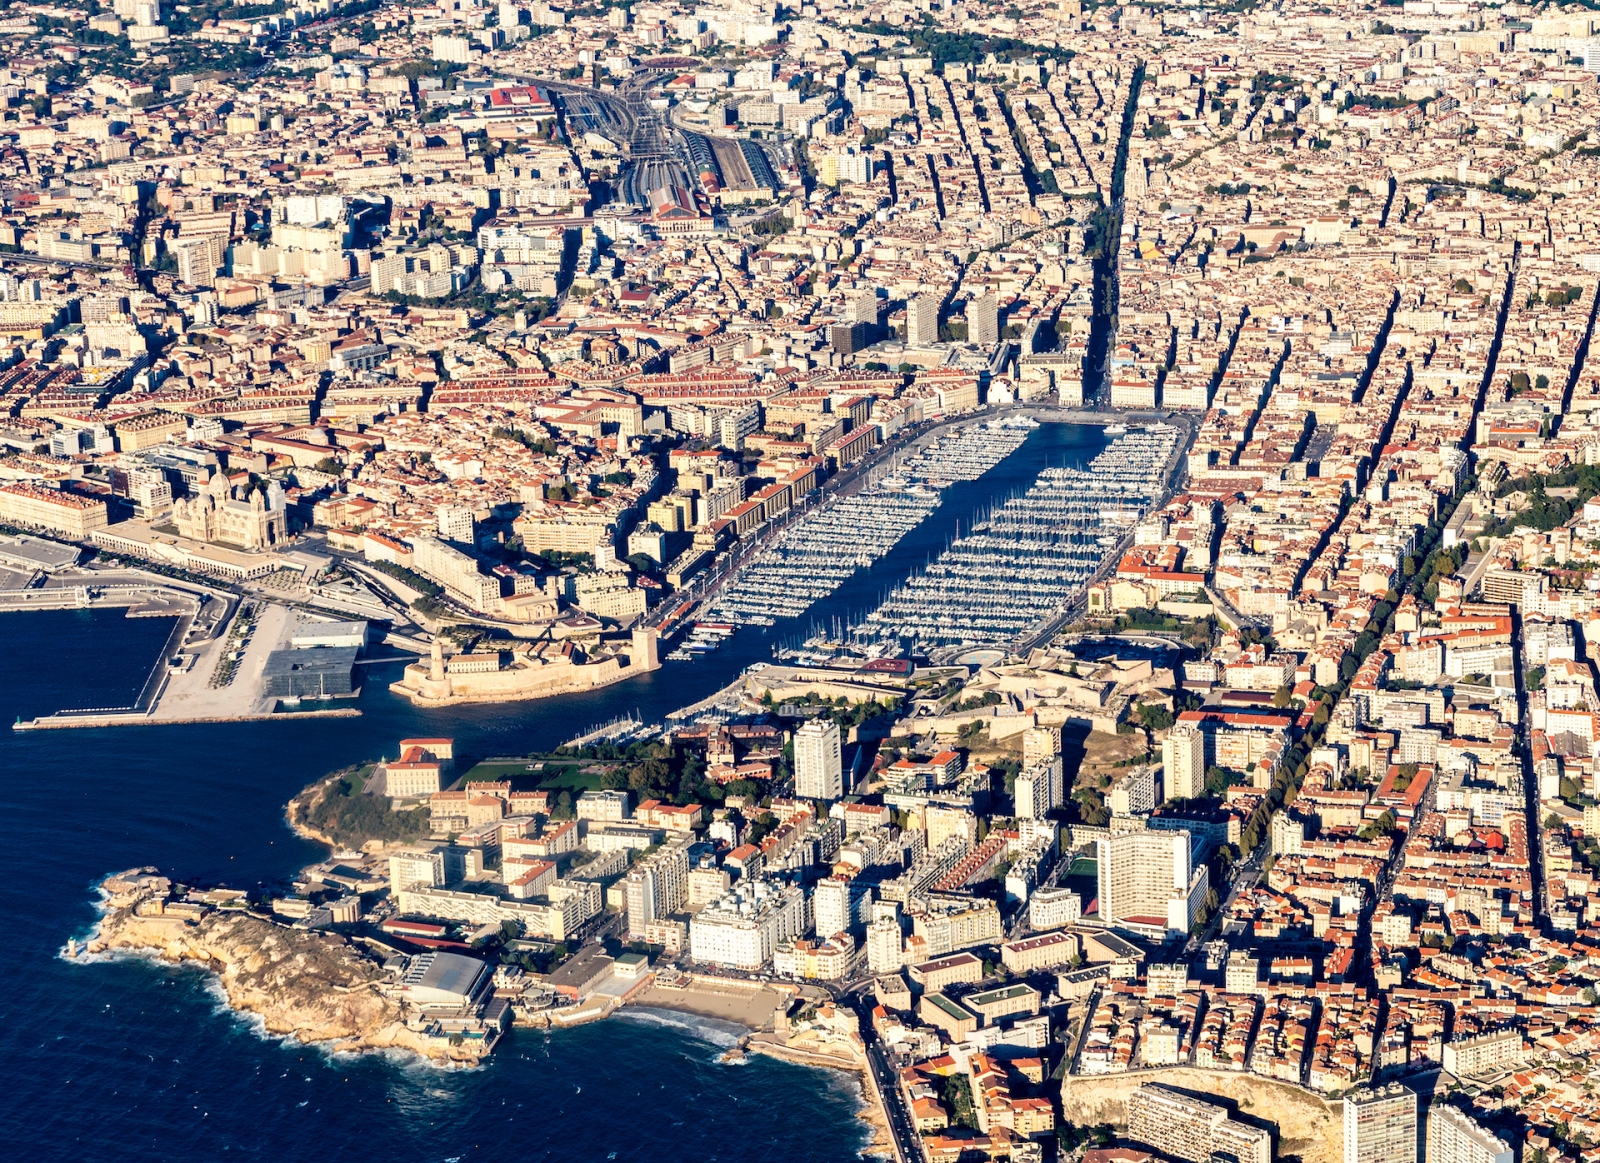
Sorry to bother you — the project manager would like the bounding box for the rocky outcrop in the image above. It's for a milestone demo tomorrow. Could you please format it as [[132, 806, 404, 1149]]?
[[87, 871, 487, 1066]]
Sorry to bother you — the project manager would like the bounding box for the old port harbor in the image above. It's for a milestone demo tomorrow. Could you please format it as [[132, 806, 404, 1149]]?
[[854, 424, 1182, 656], [691, 418, 1037, 638], [682, 421, 1179, 663]]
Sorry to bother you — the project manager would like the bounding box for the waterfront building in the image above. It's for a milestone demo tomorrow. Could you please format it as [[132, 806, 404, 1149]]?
[[689, 878, 806, 970], [1126, 1084, 1271, 1163], [396, 951, 491, 1009], [262, 646, 358, 699], [173, 471, 287, 551], [624, 835, 691, 938], [794, 719, 843, 800], [773, 933, 855, 980], [411, 535, 501, 612], [1096, 828, 1208, 936], [382, 755, 444, 799], [1345, 1085, 1417, 1163], [0, 482, 108, 538], [1426, 1105, 1512, 1163]]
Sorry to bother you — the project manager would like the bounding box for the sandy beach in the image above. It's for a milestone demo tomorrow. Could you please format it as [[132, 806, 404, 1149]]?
[[627, 975, 793, 1029]]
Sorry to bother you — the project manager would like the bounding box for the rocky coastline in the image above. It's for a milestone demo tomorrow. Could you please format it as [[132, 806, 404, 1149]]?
[[82, 869, 490, 1066]]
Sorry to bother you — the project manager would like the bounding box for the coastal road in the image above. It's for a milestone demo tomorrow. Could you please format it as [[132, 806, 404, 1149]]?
[[858, 1014, 917, 1163]]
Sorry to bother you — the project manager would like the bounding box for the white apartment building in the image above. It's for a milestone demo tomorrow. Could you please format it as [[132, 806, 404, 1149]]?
[[437, 505, 474, 544], [907, 292, 940, 346], [1021, 726, 1061, 767], [388, 847, 444, 894], [911, 896, 1003, 957], [1014, 756, 1064, 819], [1028, 886, 1082, 930], [689, 879, 807, 970], [1096, 827, 1208, 936], [1345, 1085, 1417, 1163], [1126, 1084, 1271, 1163], [794, 718, 843, 800], [813, 874, 874, 939], [624, 837, 691, 939], [1426, 1104, 1512, 1163], [866, 915, 905, 973], [1442, 1029, 1526, 1077], [1108, 765, 1158, 816], [1162, 721, 1206, 800]]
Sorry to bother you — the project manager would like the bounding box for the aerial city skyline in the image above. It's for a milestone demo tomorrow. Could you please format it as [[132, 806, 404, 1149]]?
[[1, 0, 1597, 1160]]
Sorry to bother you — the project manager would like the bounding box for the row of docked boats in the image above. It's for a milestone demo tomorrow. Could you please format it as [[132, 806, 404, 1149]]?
[[665, 621, 736, 662], [700, 420, 1036, 628], [854, 425, 1181, 652]]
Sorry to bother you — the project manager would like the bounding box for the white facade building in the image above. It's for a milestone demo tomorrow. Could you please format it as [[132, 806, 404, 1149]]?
[[1014, 756, 1064, 818], [689, 879, 807, 970], [794, 718, 843, 801], [1028, 886, 1083, 930], [1345, 1085, 1417, 1163], [1426, 1104, 1511, 1163]]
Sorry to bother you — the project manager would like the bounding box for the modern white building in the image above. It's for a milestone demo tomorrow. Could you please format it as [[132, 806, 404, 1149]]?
[[388, 847, 445, 894], [813, 874, 874, 939], [1126, 1083, 1271, 1163], [1162, 721, 1206, 800], [437, 505, 475, 544], [1014, 756, 1064, 818], [1096, 827, 1208, 936], [1426, 1104, 1511, 1163], [1345, 1085, 1417, 1163], [689, 879, 807, 970], [1108, 765, 1158, 816], [624, 836, 691, 938], [794, 719, 843, 801], [866, 915, 905, 973], [1028, 886, 1082, 931], [968, 292, 999, 346], [907, 292, 940, 346]]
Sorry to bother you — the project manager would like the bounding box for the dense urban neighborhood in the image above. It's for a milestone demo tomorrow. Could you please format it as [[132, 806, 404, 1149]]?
[[17, 0, 1600, 1159]]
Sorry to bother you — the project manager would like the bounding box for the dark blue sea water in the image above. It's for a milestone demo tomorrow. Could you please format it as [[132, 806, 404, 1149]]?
[[0, 422, 1107, 1162]]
